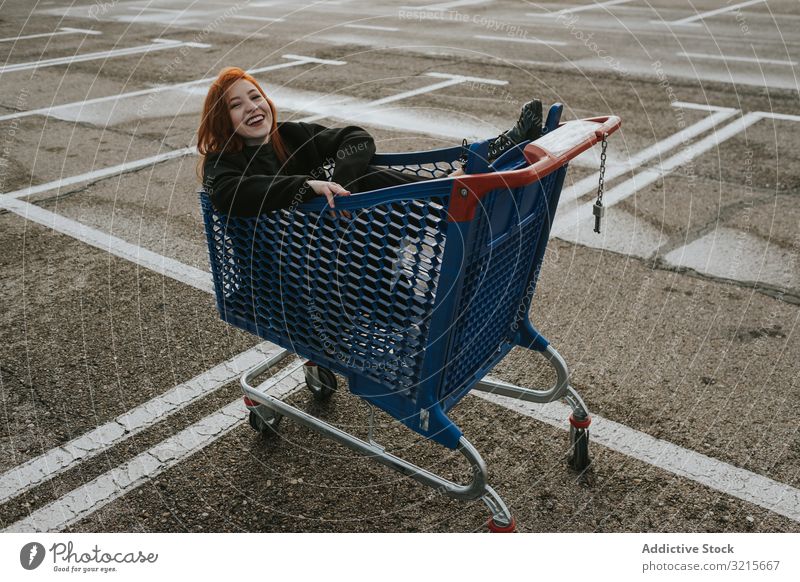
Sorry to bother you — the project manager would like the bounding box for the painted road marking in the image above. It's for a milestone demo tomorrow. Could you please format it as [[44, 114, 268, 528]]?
[[289, 72, 507, 123], [528, 0, 636, 17], [553, 107, 800, 246], [424, 71, 507, 85], [127, 6, 185, 13], [0, 344, 288, 505], [230, 15, 286, 22], [0, 55, 346, 124], [406, 0, 492, 10], [0, 196, 213, 294], [765, 111, 800, 122], [474, 389, 800, 523], [342, 24, 400, 32], [556, 104, 739, 207], [0, 38, 210, 74], [669, 0, 767, 26], [678, 51, 798, 67], [7, 360, 800, 531], [475, 35, 569, 47], [1, 148, 195, 200], [4, 360, 307, 533], [663, 227, 799, 290], [378, 72, 506, 102], [553, 111, 764, 235], [0, 27, 101, 43]]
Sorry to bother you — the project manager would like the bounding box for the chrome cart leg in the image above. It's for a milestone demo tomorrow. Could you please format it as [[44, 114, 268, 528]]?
[[472, 344, 593, 472], [241, 358, 492, 502], [482, 486, 516, 533]]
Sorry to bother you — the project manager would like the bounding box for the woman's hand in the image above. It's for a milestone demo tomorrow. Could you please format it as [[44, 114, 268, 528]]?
[[306, 180, 350, 208]]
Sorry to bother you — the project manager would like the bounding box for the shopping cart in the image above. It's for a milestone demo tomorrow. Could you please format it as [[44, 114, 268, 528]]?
[[200, 105, 621, 531]]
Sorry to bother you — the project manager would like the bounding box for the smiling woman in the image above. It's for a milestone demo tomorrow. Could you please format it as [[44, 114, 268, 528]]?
[[197, 66, 433, 217], [197, 66, 543, 217]]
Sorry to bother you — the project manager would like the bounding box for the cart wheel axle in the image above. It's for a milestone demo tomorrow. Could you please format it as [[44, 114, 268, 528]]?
[[304, 362, 337, 401], [568, 427, 591, 472], [248, 408, 282, 435]]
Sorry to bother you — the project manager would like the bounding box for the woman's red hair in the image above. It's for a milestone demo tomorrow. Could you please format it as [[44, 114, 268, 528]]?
[[197, 67, 289, 169]]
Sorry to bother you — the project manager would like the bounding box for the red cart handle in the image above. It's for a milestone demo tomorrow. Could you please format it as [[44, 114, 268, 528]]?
[[448, 115, 621, 222]]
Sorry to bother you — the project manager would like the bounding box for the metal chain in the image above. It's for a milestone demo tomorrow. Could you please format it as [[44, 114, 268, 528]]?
[[595, 132, 608, 205], [592, 133, 609, 234]]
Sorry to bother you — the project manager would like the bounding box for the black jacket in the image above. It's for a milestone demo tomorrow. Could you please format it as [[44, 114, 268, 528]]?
[[202, 121, 376, 217]]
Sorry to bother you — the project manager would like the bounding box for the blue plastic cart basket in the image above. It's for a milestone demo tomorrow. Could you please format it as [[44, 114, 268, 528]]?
[[200, 106, 621, 531]]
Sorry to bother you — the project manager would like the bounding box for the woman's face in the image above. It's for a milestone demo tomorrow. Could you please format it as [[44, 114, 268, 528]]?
[[225, 78, 273, 145]]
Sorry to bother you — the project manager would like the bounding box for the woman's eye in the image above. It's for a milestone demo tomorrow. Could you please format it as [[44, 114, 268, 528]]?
[[229, 103, 240, 109]]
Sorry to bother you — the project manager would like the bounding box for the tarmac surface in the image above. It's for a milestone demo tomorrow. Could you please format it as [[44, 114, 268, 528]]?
[[0, 0, 798, 533]]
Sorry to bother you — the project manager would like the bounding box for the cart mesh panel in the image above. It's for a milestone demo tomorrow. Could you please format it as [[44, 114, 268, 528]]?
[[439, 185, 549, 402], [387, 162, 456, 179], [202, 192, 449, 401]]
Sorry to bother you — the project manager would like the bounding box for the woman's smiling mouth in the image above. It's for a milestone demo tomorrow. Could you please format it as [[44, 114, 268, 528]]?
[[245, 114, 265, 126]]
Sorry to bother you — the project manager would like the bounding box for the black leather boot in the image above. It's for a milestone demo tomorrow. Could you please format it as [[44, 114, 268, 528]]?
[[487, 99, 543, 162]]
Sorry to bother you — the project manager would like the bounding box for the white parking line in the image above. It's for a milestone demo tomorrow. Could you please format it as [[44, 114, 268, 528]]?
[[553, 112, 762, 235], [553, 107, 800, 237], [556, 103, 739, 207], [0, 196, 213, 294], [379, 72, 506, 102], [475, 389, 800, 523], [0, 27, 101, 43], [0, 344, 288, 505], [290, 72, 506, 123], [669, 0, 766, 25], [475, 34, 568, 47], [408, 0, 491, 10], [0, 39, 210, 74], [8, 360, 800, 531], [342, 24, 400, 32], [528, 0, 635, 17], [678, 51, 798, 67], [424, 71, 507, 85], [1, 148, 195, 200], [127, 6, 184, 13], [230, 15, 286, 22], [4, 361, 307, 533], [0, 55, 346, 123], [766, 111, 800, 122]]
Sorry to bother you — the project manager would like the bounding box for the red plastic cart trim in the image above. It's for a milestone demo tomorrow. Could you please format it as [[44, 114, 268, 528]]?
[[448, 115, 621, 223]]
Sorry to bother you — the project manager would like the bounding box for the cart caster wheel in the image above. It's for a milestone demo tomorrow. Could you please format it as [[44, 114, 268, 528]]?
[[248, 408, 282, 435], [569, 427, 591, 472], [488, 516, 516, 533], [304, 363, 337, 401]]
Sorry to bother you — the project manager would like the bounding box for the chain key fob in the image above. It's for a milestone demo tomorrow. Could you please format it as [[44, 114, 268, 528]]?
[[593, 200, 604, 233]]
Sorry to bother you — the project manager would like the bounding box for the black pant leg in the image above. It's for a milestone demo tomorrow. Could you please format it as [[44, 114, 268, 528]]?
[[346, 166, 429, 194]]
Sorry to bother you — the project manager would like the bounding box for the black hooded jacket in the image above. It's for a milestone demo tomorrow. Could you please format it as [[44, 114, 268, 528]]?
[[202, 121, 377, 217]]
